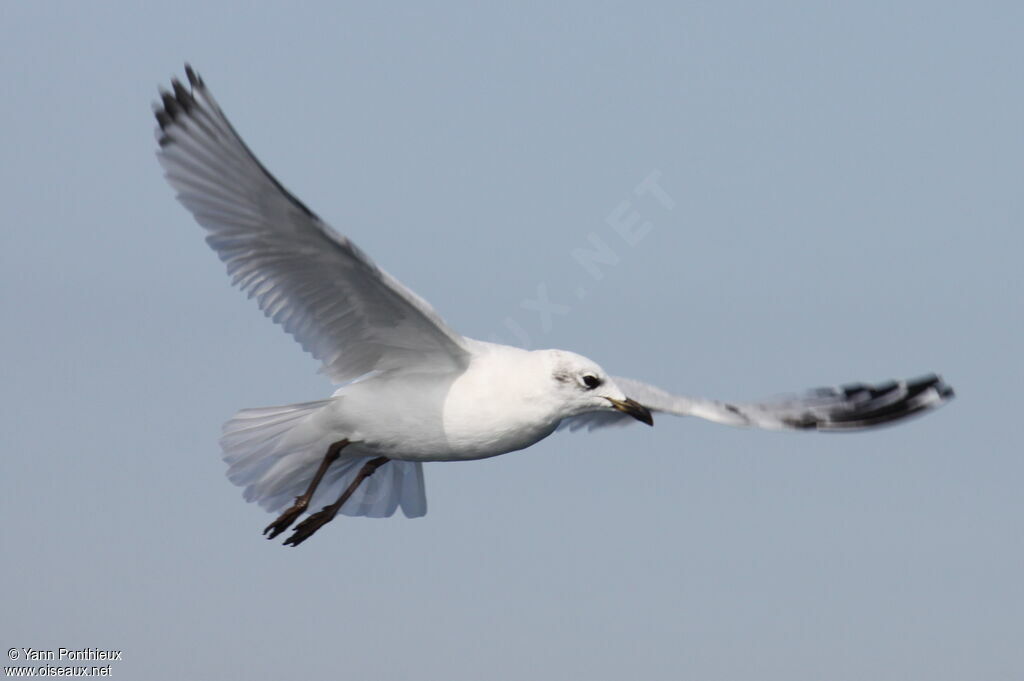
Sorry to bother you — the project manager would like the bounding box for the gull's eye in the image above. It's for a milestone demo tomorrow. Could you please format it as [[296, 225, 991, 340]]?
[[581, 374, 602, 390]]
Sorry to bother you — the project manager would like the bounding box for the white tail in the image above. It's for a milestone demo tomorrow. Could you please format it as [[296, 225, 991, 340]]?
[[220, 400, 426, 518]]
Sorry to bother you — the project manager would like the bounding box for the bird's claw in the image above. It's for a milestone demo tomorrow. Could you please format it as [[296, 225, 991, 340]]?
[[263, 502, 307, 539], [282, 506, 337, 547]]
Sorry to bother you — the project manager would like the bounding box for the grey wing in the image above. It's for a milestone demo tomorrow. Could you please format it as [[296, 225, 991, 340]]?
[[154, 65, 470, 383], [557, 410, 639, 433], [562, 374, 954, 432]]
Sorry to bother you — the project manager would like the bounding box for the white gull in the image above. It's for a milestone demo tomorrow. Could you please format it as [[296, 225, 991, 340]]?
[[154, 66, 954, 546]]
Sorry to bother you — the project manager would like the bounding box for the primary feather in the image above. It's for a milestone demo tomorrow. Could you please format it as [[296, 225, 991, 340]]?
[[560, 374, 954, 432], [154, 65, 469, 384]]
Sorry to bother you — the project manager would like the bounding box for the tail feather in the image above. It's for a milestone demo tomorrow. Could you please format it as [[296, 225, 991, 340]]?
[[221, 399, 332, 486], [219, 400, 427, 518]]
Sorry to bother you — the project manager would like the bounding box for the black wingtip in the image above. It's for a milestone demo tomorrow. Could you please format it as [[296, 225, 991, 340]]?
[[822, 373, 954, 430], [154, 107, 172, 131], [152, 63, 323, 223], [154, 66, 204, 139], [926, 373, 955, 400], [171, 78, 193, 112], [908, 373, 955, 402], [159, 89, 179, 118], [184, 63, 202, 88]]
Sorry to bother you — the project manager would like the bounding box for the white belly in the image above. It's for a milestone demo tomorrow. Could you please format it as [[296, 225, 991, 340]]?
[[319, 356, 562, 462]]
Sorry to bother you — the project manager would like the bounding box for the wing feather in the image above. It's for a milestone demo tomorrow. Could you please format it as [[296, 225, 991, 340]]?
[[561, 374, 954, 432], [154, 65, 469, 383]]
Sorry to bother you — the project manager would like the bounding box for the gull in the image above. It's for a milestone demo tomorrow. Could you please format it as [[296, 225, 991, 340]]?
[[154, 66, 954, 547]]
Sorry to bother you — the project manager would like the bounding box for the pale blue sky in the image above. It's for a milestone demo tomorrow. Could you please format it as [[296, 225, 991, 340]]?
[[2, 2, 1021, 679]]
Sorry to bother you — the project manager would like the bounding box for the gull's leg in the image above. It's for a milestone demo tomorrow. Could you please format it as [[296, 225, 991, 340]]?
[[263, 439, 349, 539], [283, 456, 390, 547]]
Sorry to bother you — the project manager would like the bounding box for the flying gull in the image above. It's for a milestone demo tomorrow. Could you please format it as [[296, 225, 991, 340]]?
[[154, 66, 954, 546]]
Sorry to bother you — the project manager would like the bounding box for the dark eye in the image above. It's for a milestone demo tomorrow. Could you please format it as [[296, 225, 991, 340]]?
[[581, 374, 602, 390]]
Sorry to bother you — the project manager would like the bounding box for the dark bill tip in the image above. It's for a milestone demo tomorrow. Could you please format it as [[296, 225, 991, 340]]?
[[607, 397, 654, 426]]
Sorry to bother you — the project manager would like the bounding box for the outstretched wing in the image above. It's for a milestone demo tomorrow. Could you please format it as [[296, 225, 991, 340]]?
[[562, 374, 954, 432], [154, 65, 470, 383]]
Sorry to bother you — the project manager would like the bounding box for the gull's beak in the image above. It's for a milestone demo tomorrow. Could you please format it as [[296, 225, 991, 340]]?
[[606, 397, 654, 426]]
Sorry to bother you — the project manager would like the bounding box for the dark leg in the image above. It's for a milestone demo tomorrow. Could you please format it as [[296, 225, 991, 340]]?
[[263, 439, 349, 539], [283, 456, 390, 547]]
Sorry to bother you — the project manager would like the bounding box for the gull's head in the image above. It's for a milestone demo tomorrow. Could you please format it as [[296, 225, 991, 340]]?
[[540, 350, 653, 426]]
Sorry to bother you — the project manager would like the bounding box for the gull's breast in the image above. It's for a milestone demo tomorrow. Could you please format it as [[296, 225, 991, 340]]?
[[436, 353, 560, 461]]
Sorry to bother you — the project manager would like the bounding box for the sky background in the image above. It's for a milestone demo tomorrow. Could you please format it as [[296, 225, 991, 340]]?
[[2, 2, 1021, 679]]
